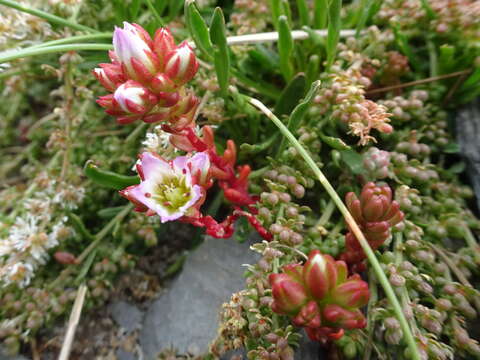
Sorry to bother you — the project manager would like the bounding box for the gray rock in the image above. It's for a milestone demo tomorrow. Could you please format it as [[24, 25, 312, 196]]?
[[456, 98, 480, 210], [294, 330, 321, 360], [116, 348, 137, 360], [109, 300, 143, 333], [140, 236, 259, 359]]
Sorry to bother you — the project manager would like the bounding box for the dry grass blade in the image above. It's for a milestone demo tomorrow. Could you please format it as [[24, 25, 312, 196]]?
[[58, 284, 87, 360], [366, 69, 472, 95]]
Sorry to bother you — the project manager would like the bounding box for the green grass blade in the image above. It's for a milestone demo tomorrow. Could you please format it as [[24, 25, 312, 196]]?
[[210, 7, 230, 97], [326, 0, 342, 70], [295, 0, 310, 26], [278, 15, 294, 81], [0, 43, 112, 63], [313, 0, 328, 29], [184, 0, 213, 59], [145, 0, 165, 26]]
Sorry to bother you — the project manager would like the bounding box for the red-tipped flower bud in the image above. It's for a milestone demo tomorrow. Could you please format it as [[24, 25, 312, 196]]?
[[303, 250, 337, 301], [164, 42, 199, 85], [153, 27, 176, 69], [269, 273, 308, 315], [331, 274, 369, 308], [292, 300, 322, 328], [322, 304, 367, 329]]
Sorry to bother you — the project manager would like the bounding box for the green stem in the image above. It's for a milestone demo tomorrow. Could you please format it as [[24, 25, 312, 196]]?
[[125, 122, 149, 145], [30, 33, 112, 49], [316, 199, 335, 226], [8, 151, 62, 220], [363, 266, 377, 360], [0, 43, 113, 63], [430, 243, 480, 313], [0, 0, 97, 33], [49, 204, 134, 289], [427, 39, 438, 77], [145, 0, 165, 26], [463, 226, 480, 264], [248, 95, 421, 360], [60, 62, 74, 180]]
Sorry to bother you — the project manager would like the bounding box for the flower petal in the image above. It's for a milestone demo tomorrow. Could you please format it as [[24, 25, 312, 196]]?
[[139, 152, 170, 180]]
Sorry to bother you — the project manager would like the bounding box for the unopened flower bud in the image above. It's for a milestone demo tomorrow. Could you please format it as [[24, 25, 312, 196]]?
[[269, 273, 308, 315], [292, 184, 305, 198], [113, 22, 159, 81], [153, 27, 176, 69], [164, 42, 199, 85]]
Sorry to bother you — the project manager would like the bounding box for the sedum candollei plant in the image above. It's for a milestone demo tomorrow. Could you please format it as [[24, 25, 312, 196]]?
[[1, 0, 480, 359]]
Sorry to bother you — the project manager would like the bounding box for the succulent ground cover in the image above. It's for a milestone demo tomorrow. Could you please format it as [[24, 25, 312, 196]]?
[[1, 0, 480, 359]]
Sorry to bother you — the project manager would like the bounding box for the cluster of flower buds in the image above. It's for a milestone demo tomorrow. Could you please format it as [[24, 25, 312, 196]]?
[[362, 146, 391, 180], [94, 22, 199, 125], [390, 153, 440, 185], [340, 182, 404, 271], [379, 51, 410, 84], [378, 90, 429, 123], [269, 250, 369, 342], [313, 68, 393, 145]]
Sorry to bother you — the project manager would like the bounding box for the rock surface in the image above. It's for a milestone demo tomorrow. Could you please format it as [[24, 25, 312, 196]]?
[[456, 99, 480, 210], [109, 300, 143, 333], [140, 236, 260, 359], [139, 235, 322, 360]]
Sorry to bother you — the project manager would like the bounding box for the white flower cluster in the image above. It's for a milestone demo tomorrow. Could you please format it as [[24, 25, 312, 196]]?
[[0, 215, 66, 287], [0, 1, 53, 53], [0, 175, 85, 287], [142, 125, 176, 153]]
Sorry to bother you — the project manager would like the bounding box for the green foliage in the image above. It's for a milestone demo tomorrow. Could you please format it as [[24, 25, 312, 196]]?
[[84, 160, 139, 190], [210, 7, 230, 97], [326, 0, 342, 69]]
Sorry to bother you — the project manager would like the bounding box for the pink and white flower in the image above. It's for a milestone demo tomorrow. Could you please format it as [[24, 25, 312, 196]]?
[[120, 152, 210, 222], [113, 22, 160, 81], [97, 80, 158, 124]]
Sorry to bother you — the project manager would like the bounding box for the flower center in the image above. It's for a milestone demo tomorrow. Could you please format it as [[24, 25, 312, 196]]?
[[152, 175, 192, 213]]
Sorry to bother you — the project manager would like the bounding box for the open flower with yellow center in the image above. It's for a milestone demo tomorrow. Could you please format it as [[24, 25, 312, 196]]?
[[120, 152, 210, 222]]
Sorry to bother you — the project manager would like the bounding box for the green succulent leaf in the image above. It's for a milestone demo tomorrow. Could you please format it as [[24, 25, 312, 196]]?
[[84, 160, 139, 190]]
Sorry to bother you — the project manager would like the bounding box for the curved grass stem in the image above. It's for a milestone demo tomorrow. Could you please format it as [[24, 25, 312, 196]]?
[[248, 94, 421, 360], [0, 0, 97, 33], [145, 0, 165, 26], [30, 33, 113, 49], [0, 43, 113, 64]]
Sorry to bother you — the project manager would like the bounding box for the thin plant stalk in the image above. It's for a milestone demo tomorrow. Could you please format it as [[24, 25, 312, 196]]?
[[248, 96, 421, 360], [0, 43, 113, 63], [145, 0, 165, 26], [366, 69, 472, 94], [0, 0, 97, 33], [0, 30, 360, 65], [58, 284, 87, 360], [29, 33, 113, 49]]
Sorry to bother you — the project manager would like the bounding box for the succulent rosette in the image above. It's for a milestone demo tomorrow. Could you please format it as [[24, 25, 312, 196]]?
[[120, 152, 210, 222], [93, 22, 199, 127], [341, 182, 404, 269], [269, 250, 369, 342]]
